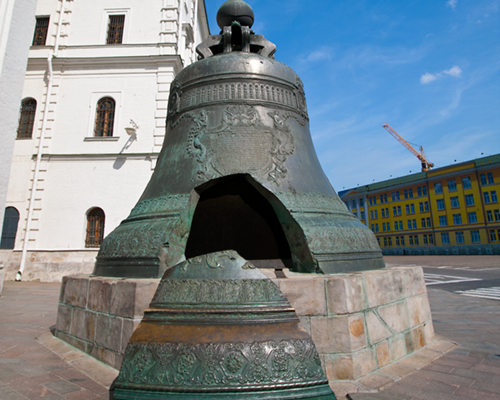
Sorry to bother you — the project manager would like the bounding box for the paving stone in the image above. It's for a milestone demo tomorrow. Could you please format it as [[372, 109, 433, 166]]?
[[471, 361, 500, 376], [384, 380, 458, 400], [359, 373, 395, 390], [400, 348, 441, 368], [0, 385, 30, 399], [65, 388, 101, 400], [11, 364, 50, 377], [451, 367, 500, 384], [0, 364, 20, 380], [424, 339, 456, 354], [31, 392, 66, 400], [418, 369, 474, 387], [453, 385, 500, 400], [466, 350, 490, 359], [422, 361, 455, 374], [43, 379, 82, 395], [70, 357, 118, 388], [329, 381, 360, 398], [378, 362, 417, 379]]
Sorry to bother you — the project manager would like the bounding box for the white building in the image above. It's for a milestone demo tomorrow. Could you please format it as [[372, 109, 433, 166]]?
[[0, 0, 209, 281]]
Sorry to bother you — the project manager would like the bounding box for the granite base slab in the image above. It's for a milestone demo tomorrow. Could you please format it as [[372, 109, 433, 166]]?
[[55, 266, 435, 383]]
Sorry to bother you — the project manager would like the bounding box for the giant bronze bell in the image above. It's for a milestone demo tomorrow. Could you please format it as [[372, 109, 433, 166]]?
[[110, 0, 382, 398], [94, 0, 384, 279], [114, 250, 337, 398]]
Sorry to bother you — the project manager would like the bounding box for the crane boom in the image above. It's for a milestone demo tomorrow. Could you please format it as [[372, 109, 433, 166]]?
[[382, 123, 434, 172]]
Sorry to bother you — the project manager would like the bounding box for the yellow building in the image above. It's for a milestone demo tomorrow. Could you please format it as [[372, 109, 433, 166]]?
[[339, 154, 500, 255]]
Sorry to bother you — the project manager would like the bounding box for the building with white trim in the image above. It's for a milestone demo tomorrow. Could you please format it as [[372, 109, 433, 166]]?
[[0, 0, 209, 281]]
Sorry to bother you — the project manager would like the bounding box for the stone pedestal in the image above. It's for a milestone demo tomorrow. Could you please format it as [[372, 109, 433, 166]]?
[[271, 266, 434, 381], [55, 266, 434, 382], [54, 275, 158, 369]]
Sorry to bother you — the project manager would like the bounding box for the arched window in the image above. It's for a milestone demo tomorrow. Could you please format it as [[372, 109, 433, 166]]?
[[86, 208, 105, 248], [94, 97, 115, 137], [17, 98, 37, 138], [1, 207, 20, 249]]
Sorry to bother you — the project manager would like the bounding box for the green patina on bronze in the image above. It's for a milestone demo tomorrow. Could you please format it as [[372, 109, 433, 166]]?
[[94, 7, 384, 277], [113, 250, 336, 399], [93, 0, 384, 278]]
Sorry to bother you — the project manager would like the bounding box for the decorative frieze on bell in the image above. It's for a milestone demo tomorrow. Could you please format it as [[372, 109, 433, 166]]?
[[113, 250, 337, 399]]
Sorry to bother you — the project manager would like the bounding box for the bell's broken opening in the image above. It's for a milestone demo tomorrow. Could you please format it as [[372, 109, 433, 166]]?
[[185, 175, 294, 269]]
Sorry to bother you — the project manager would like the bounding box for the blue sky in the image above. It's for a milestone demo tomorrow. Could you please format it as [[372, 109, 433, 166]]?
[[204, 0, 500, 190]]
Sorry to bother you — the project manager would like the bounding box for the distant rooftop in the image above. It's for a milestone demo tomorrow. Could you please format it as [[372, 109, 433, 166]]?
[[338, 153, 500, 197]]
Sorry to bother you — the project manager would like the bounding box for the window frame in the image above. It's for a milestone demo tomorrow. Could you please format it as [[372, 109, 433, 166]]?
[[470, 230, 481, 243], [86, 92, 122, 140], [85, 208, 105, 248], [465, 194, 475, 207], [32, 16, 50, 46], [441, 232, 450, 245], [100, 9, 130, 45], [93, 97, 116, 137], [16, 98, 37, 139]]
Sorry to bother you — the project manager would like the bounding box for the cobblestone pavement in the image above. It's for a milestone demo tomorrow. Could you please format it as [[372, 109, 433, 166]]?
[[385, 254, 500, 270], [348, 255, 500, 400], [0, 282, 115, 399], [1, 255, 500, 399]]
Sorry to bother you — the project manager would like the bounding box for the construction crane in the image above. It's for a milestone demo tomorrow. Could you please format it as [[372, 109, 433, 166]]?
[[382, 122, 434, 172]]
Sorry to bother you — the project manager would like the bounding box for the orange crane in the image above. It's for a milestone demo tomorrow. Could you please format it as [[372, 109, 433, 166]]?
[[382, 122, 434, 172]]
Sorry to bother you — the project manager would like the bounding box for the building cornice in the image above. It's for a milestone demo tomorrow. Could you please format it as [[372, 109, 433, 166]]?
[[32, 153, 160, 161], [26, 50, 183, 72]]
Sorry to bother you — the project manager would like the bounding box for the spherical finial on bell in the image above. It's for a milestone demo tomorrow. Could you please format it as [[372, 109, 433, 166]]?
[[217, 0, 254, 29]]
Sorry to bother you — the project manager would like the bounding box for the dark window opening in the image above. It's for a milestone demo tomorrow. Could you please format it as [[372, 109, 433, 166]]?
[[185, 176, 292, 269], [86, 208, 105, 248], [32, 17, 50, 46], [17, 98, 37, 138], [1, 207, 20, 249], [94, 97, 115, 136], [107, 15, 125, 44]]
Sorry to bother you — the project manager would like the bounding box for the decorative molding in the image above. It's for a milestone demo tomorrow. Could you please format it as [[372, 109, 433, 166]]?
[[180, 105, 296, 185], [118, 339, 326, 390], [152, 279, 286, 305]]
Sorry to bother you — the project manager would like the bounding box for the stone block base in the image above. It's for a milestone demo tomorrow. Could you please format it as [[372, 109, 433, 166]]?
[[270, 266, 434, 382], [0, 250, 98, 282], [54, 275, 159, 369], [55, 266, 434, 383]]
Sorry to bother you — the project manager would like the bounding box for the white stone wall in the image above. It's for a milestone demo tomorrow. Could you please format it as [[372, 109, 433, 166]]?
[[0, 0, 37, 230], [2, 0, 209, 280]]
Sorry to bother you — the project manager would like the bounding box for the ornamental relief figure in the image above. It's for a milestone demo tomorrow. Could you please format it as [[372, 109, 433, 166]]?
[[184, 105, 296, 185]]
